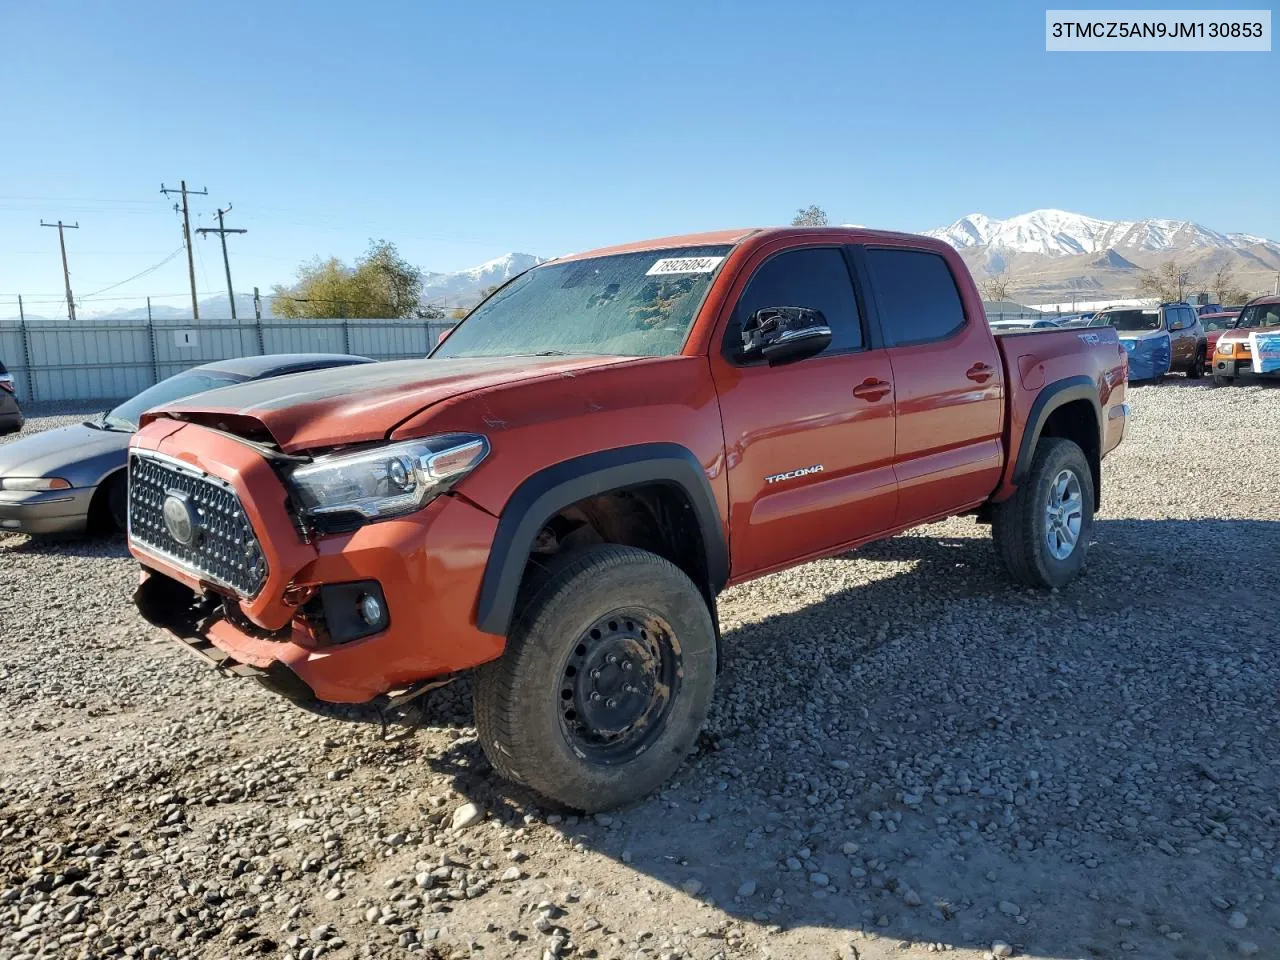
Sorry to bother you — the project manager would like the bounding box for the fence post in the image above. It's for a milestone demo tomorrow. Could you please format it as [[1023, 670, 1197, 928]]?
[[18, 317, 35, 402], [253, 286, 265, 354], [342, 320, 351, 354], [147, 309, 160, 387]]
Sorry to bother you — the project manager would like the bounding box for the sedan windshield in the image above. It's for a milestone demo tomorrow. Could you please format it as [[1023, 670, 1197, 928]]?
[[1091, 309, 1160, 332], [433, 246, 733, 359], [1237, 303, 1280, 329], [104, 372, 241, 431]]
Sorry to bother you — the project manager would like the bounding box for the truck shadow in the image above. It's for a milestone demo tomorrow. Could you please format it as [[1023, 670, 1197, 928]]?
[[408, 517, 1279, 958]]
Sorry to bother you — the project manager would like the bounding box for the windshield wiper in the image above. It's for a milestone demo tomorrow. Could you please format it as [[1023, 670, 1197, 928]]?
[[530, 350, 571, 356]]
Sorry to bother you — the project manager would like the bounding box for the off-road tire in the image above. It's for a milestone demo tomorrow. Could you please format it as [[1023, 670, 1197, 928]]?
[[991, 438, 1095, 589], [1187, 346, 1205, 379], [1212, 371, 1232, 387], [474, 544, 716, 812]]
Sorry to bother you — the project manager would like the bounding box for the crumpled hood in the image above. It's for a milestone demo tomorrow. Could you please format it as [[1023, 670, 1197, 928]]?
[[145, 355, 644, 452], [0, 422, 130, 482]]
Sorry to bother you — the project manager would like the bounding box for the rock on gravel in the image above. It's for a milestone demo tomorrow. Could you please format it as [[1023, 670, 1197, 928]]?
[[2, 382, 1279, 960]]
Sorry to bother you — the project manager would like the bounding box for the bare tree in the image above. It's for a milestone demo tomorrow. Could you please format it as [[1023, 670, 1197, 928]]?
[[979, 271, 1012, 301], [791, 205, 829, 227], [1212, 263, 1235, 304], [1138, 260, 1193, 302]]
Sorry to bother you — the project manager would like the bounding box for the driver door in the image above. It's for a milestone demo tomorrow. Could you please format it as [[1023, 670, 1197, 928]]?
[[710, 244, 897, 578]]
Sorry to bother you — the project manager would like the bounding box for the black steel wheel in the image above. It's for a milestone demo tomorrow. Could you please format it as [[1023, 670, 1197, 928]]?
[[474, 545, 716, 812], [557, 610, 681, 765]]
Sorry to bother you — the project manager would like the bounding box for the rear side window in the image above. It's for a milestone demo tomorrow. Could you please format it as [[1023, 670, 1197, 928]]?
[[731, 248, 863, 355], [865, 249, 966, 346]]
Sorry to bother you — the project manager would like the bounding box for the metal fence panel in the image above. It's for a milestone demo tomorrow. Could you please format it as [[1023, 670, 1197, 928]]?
[[0, 316, 451, 405]]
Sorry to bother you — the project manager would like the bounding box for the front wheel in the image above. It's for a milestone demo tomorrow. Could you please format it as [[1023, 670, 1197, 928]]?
[[473, 545, 717, 812], [991, 438, 1095, 589]]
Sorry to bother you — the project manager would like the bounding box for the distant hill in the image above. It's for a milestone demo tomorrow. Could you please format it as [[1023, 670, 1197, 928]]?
[[421, 252, 546, 308], [925, 209, 1280, 303]]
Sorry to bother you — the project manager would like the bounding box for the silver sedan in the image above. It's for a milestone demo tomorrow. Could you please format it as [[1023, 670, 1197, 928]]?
[[0, 353, 371, 536]]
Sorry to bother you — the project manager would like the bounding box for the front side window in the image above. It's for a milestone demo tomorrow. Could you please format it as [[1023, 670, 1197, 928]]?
[[434, 245, 732, 359], [729, 248, 863, 356], [1238, 303, 1280, 329], [864, 248, 966, 347]]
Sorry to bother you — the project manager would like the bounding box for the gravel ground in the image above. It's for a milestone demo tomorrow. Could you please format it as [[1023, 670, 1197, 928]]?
[[2, 382, 1278, 960]]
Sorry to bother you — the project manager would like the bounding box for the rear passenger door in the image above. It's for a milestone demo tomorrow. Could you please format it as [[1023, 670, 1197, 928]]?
[[710, 243, 897, 577], [859, 245, 1005, 528]]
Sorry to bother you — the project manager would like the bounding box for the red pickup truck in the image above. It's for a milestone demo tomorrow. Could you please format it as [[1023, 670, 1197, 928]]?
[[128, 227, 1128, 810]]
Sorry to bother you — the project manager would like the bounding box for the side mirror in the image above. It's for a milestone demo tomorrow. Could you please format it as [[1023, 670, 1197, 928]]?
[[740, 306, 832, 366]]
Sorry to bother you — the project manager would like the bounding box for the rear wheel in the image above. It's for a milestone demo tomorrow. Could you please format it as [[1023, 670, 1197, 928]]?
[[474, 545, 716, 812], [991, 438, 1094, 589], [1187, 346, 1205, 379]]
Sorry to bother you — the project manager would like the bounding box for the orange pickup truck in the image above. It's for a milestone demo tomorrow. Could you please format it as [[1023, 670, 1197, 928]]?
[[128, 227, 1128, 810]]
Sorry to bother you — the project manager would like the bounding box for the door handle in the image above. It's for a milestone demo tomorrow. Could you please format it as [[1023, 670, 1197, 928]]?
[[966, 363, 994, 383], [852, 378, 891, 401]]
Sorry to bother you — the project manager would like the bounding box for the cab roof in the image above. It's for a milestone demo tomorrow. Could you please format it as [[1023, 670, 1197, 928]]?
[[550, 226, 951, 263]]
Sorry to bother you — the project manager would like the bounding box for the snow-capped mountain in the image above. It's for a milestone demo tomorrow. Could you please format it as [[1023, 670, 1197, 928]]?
[[925, 208, 1276, 258], [422, 252, 546, 307]]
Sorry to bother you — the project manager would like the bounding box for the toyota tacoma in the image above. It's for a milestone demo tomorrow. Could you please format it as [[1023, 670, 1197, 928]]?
[[127, 227, 1129, 811]]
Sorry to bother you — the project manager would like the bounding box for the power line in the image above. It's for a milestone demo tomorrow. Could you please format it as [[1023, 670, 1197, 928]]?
[[195, 205, 247, 319], [80, 247, 185, 298], [160, 180, 208, 318], [39, 220, 80, 321]]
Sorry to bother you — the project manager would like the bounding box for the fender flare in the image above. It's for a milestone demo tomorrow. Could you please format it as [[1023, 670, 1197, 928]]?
[[474, 442, 728, 637], [1012, 375, 1103, 486]]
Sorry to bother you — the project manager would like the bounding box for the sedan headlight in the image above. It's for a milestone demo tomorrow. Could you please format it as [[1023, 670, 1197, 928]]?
[[0, 477, 71, 491], [286, 434, 488, 523]]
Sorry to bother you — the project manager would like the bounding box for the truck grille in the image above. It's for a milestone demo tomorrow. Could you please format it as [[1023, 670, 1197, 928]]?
[[128, 451, 268, 598]]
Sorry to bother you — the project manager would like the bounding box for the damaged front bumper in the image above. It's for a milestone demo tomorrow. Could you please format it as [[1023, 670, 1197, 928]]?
[[128, 419, 506, 704]]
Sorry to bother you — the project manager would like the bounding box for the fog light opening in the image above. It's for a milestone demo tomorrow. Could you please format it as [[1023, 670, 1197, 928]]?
[[359, 592, 386, 627]]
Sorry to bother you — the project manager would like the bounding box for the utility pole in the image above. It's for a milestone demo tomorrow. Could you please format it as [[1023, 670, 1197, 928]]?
[[40, 220, 80, 321], [195, 205, 247, 320], [160, 180, 208, 319]]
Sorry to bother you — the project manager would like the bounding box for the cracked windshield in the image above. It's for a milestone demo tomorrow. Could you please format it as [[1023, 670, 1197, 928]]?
[[433, 246, 731, 358]]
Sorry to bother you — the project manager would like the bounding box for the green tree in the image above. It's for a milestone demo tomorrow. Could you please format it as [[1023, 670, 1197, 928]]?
[[272, 239, 422, 318], [791, 205, 829, 227]]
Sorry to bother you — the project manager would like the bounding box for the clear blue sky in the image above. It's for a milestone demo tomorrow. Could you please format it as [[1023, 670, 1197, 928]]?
[[1, 0, 1275, 317]]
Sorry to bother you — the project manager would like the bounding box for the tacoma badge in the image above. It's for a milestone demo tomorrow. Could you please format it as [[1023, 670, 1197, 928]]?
[[765, 464, 824, 485]]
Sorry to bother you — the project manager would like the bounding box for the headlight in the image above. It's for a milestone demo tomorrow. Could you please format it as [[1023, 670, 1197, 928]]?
[[1217, 341, 1235, 354], [286, 434, 488, 523], [0, 477, 71, 491], [1120, 340, 1136, 352]]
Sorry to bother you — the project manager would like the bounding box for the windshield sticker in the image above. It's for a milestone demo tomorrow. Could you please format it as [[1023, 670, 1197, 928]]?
[[646, 256, 725, 276]]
